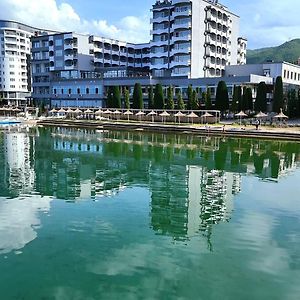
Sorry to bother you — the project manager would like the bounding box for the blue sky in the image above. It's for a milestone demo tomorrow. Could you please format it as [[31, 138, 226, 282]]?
[[0, 0, 299, 49]]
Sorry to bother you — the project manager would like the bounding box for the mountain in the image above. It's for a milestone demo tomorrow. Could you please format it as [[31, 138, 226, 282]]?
[[246, 39, 300, 64]]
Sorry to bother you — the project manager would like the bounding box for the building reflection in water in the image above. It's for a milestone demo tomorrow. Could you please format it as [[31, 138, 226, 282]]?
[[0, 126, 299, 247]]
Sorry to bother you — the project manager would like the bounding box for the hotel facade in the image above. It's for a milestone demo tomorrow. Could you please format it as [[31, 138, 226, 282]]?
[[2, 0, 300, 108], [150, 0, 247, 78], [0, 20, 56, 106]]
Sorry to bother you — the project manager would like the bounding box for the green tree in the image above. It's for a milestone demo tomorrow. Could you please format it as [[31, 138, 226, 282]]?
[[245, 88, 253, 111], [205, 89, 212, 110], [287, 89, 297, 117], [191, 90, 199, 110], [200, 92, 206, 108], [106, 87, 113, 108], [166, 85, 175, 109], [215, 81, 229, 111], [132, 83, 143, 109], [154, 83, 164, 109], [124, 88, 130, 109], [255, 82, 267, 112], [112, 86, 121, 108], [148, 86, 154, 109], [230, 86, 240, 112], [273, 76, 284, 112], [297, 89, 300, 117], [240, 87, 247, 111], [187, 85, 193, 110], [177, 90, 185, 110]]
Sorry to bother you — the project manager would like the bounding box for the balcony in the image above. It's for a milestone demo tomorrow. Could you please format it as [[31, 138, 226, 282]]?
[[151, 27, 169, 35], [171, 22, 191, 32], [150, 51, 169, 58], [150, 62, 168, 70], [171, 34, 191, 43], [171, 9, 191, 20], [170, 47, 191, 56], [171, 69, 190, 77], [150, 40, 169, 47], [64, 43, 73, 50], [170, 60, 190, 68], [150, 16, 169, 24]]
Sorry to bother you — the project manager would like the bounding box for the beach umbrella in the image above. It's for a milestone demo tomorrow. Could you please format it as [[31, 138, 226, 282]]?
[[187, 112, 198, 125], [174, 111, 186, 124], [274, 108, 289, 119], [147, 110, 157, 123], [74, 108, 82, 114], [84, 108, 93, 120], [66, 108, 73, 114], [255, 111, 268, 118], [102, 109, 112, 120], [49, 108, 57, 114], [124, 110, 133, 121], [136, 111, 146, 122], [159, 111, 170, 123], [113, 110, 122, 120], [235, 110, 248, 125], [201, 112, 214, 124], [58, 108, 66, 114], [95, 109, 103, 115]]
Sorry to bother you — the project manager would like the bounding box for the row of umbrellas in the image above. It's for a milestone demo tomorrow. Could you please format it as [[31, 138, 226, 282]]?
[[0, 107, 22, 112], [50, 108, 214, 123], [235, 109, 289, 119]]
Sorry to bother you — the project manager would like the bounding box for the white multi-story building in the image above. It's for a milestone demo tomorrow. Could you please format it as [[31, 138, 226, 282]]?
[[31, 32, 93, 104], [0, 20, 54, 106], [90, 36, 150, 77], [225, 61, 300, 86], [150, 0, 247, 78]]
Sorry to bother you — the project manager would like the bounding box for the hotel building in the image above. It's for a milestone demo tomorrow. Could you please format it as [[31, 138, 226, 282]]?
[[0, 20, 54, 106], [6, 1, 300, 109], [150, 0, 247, 78]]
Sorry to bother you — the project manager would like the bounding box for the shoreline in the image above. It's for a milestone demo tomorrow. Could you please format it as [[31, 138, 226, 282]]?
[[37, 119, 300, 142]]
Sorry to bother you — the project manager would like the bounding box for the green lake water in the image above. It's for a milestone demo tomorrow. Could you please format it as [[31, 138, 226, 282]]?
[[0, 126, 300, 300]]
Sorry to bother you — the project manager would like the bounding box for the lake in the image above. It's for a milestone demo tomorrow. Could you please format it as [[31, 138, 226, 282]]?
[[0, 126, 300, 300]]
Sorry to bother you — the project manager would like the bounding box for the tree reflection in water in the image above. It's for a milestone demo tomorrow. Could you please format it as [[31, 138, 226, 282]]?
[[0, 127, 299, 248]]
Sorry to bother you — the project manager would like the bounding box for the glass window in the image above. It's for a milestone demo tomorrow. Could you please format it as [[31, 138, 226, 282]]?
[[55, 50, 63, 57], [55, 39, 63, 47]]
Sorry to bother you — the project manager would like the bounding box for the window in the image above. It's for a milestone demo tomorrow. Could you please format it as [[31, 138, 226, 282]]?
[[33, 41, 40, 48], [77, 88, 80, 94], [55, 39, 63, 46], [95, 88, 99, 94], [86, 88, 89, 94], [55, 50, 63, 57], [55, 60, 63, 67], [68, 88, 71, 94]]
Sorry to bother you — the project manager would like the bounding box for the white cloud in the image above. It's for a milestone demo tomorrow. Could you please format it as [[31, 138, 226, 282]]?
[[0, 0, 150, 43], [2, 0, 300, 48], [222, 0, 300, 48], [0, 196, 52, 255]]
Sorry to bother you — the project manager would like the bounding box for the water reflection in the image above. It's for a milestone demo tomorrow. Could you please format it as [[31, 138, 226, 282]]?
[[0, 127, 300, 246], [0, 195, 51, 255]]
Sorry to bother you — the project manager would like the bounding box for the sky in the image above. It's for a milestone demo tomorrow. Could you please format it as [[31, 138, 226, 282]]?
[[0, 0, 299, 49]]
